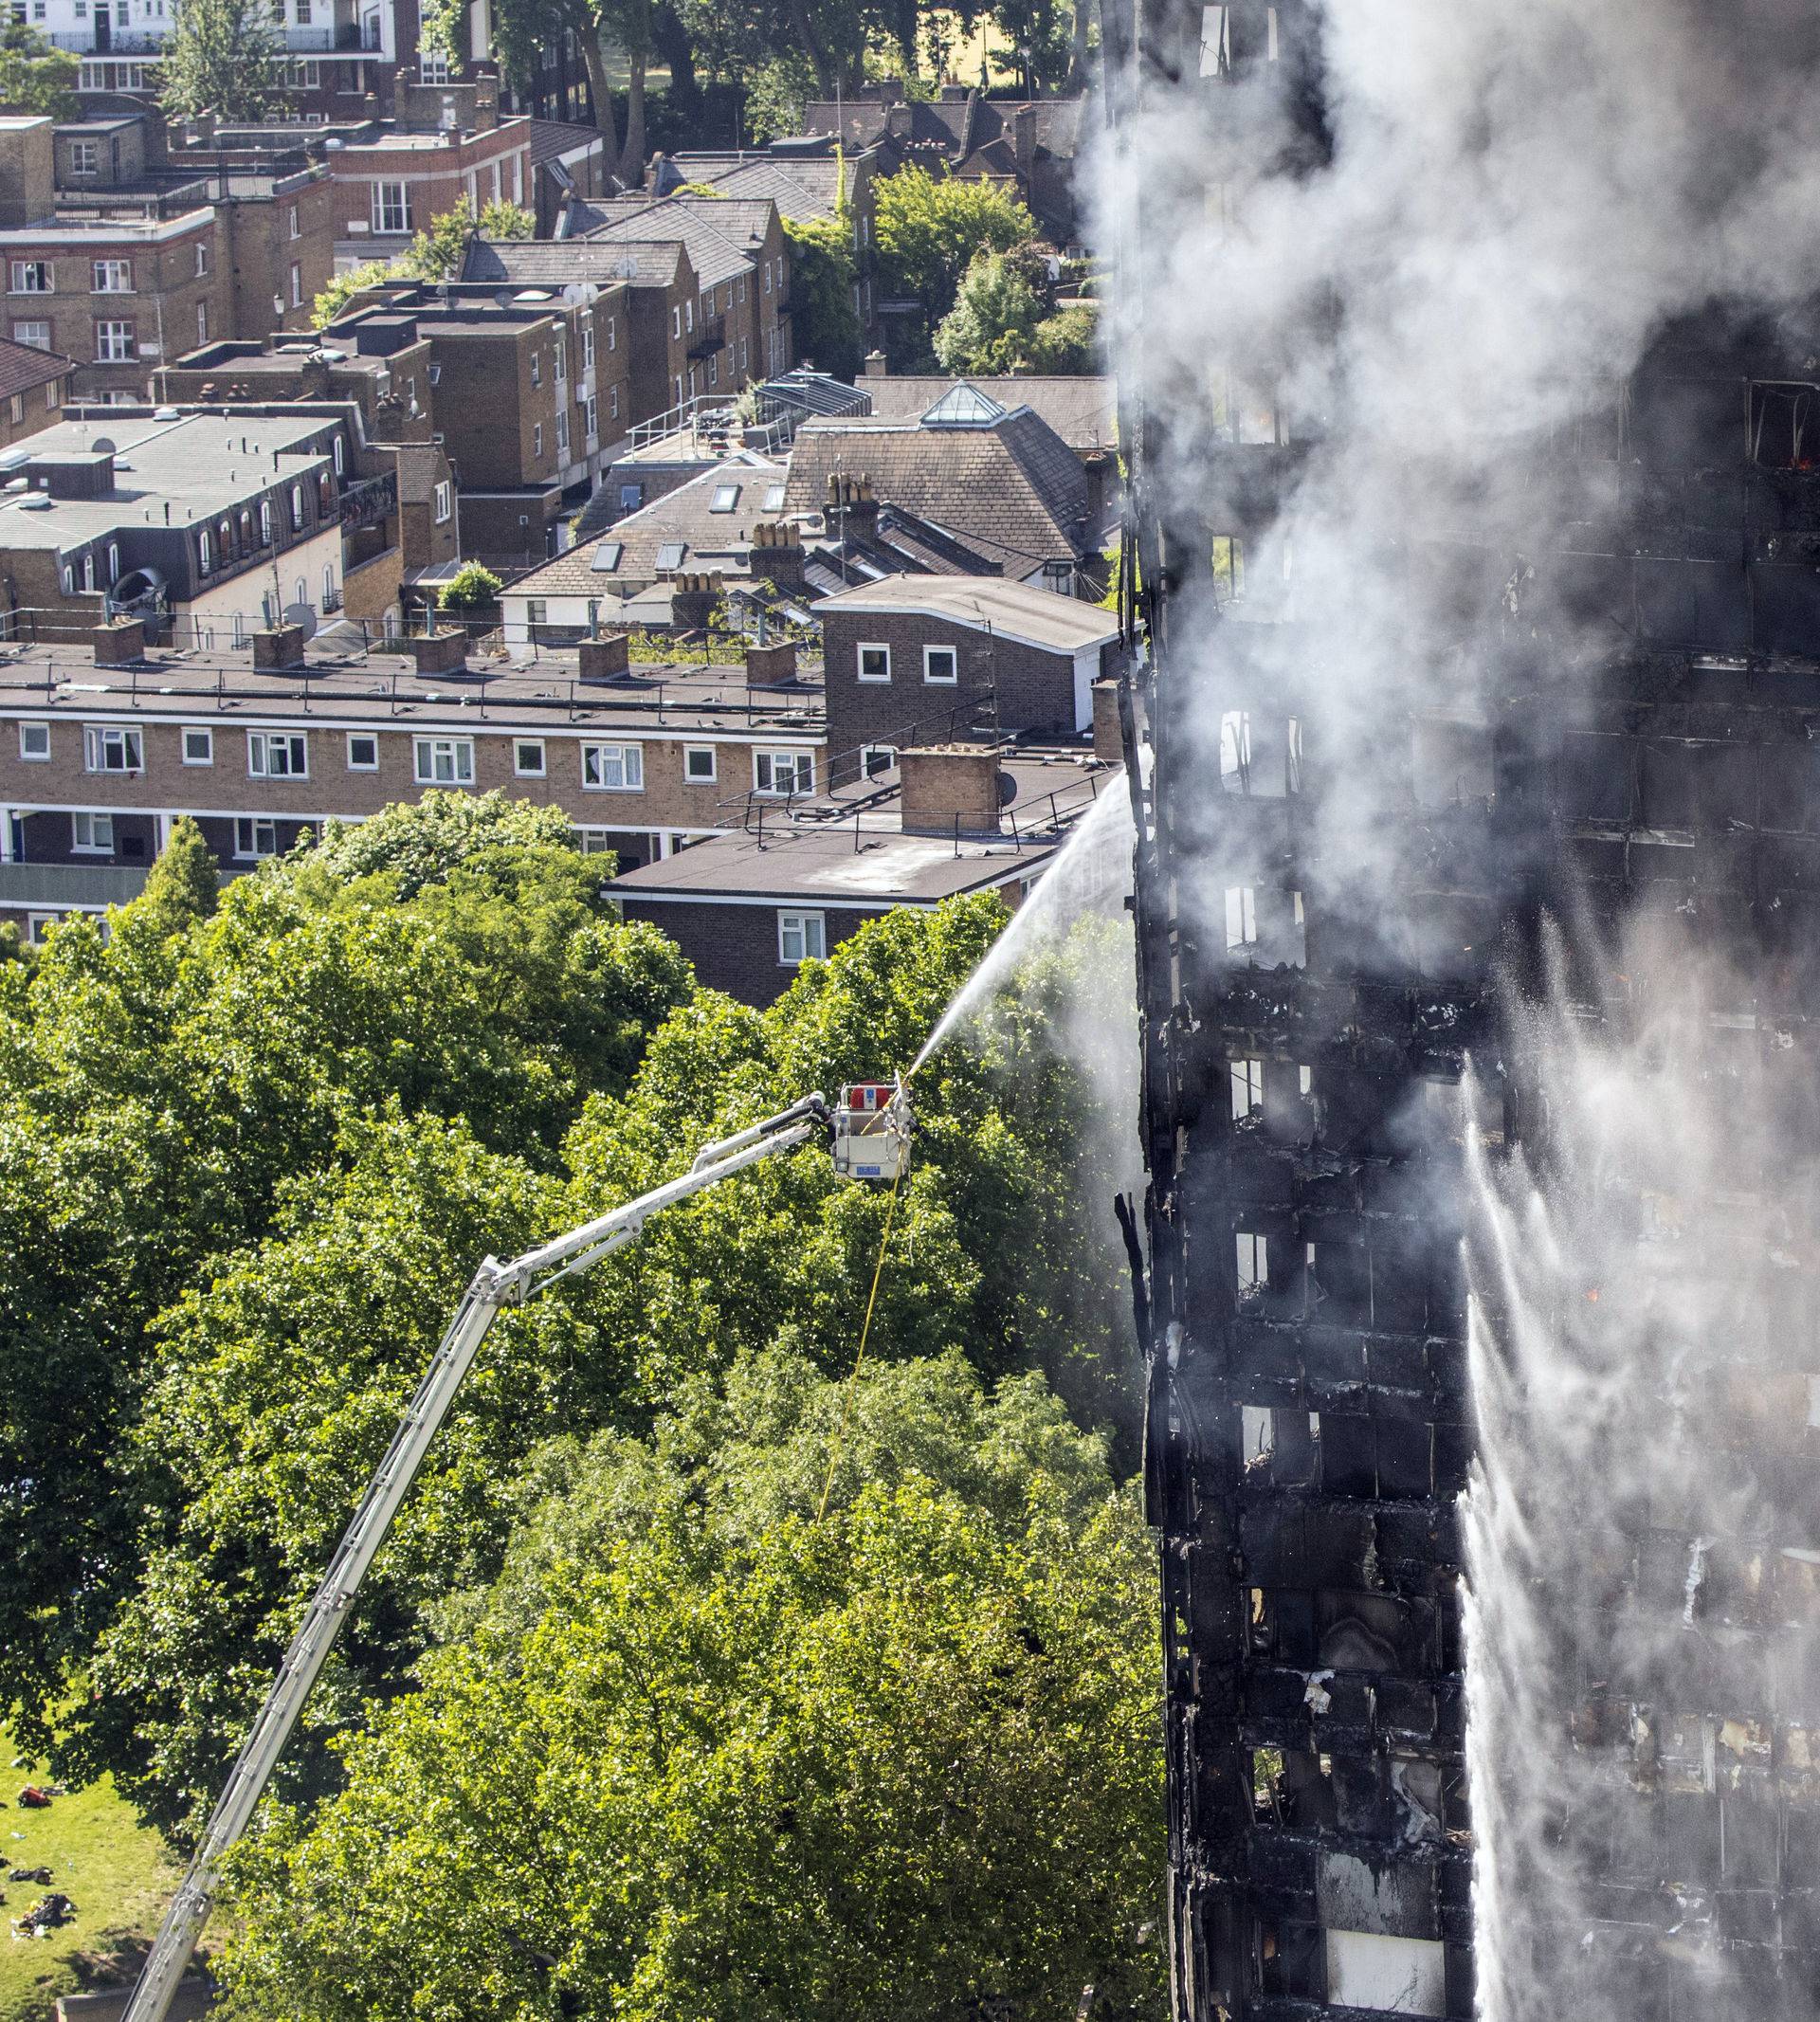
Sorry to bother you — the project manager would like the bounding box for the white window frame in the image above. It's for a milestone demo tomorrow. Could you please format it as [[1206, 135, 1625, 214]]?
[[9, 260, 51, 294], [581, 742, 644, 792], [18, 720, 49, 760], [247, 730, 307, 779], [83, 723, 141, 774], [857, 643, 891, 683], [922, 644, 958, 684], [346, 732, 379, 771], [94, 319, 135, 362], [234, 815, 279, 860], [372, 180, 410, 234], [181, 725, 213, 766], [513, 738, 546, 777], [860, 743, 898, 779], [413, 735, 474, 785], [682, 744, 717, 783], [92, 258, 132, 294], [754, 749, 813, 797], [777, 909, 826, 966], [71, 809, 115, 853], [581, 323, 593, 370], [433, 480, 452, 523]]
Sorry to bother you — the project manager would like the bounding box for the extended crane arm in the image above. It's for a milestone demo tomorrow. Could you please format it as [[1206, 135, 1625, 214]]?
[[123, 1090, 859, 2022]]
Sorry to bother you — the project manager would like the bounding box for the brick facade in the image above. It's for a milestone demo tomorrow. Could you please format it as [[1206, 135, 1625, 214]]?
[[616, 895, 882, 1003], [821, 607, 1114, 783]]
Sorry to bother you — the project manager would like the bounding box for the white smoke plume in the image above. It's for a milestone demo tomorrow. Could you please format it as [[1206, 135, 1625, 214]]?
[[1090, 0, 1820, 2013]]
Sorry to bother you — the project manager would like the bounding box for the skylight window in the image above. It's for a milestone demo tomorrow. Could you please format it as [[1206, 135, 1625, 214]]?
[[592, 540, 624, 572], [763, 483, 786, 511], [710, 484, 740, 512], [656, 541, 687, 572]]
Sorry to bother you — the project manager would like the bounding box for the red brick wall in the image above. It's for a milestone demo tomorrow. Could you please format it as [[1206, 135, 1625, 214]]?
[[618, 896, 883, 1003]]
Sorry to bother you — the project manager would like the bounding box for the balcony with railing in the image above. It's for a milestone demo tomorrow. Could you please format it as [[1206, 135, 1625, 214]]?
[[686, 316, 727, 362]]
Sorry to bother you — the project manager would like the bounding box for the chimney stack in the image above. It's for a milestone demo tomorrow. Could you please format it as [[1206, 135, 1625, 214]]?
[[747, 519, 805, 589], [669, 570, 720, 632], [825, 473, 879, 540], [898, 745, 1004, 836]]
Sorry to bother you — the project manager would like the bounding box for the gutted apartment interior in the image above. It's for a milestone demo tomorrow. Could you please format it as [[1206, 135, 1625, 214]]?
[[1112, 0, 1820, 2016]]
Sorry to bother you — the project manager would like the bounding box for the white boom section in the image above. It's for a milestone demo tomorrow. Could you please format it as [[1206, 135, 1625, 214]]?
[[123, 1093, 833, 2022]]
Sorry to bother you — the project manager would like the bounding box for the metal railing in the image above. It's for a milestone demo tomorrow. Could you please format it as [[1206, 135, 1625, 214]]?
[[0, 861, 149, 907]]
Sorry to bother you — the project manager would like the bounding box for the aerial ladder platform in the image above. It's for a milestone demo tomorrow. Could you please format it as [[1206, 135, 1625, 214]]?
[[121, 1081, 914, 2022]]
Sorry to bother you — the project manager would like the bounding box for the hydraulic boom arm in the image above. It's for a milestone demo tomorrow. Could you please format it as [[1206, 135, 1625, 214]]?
[[121, 1087, 906, 2022]]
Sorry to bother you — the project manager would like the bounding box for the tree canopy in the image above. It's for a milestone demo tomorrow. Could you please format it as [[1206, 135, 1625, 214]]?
[[0, 803, 1153, 2014], [157, 0, 283, 123], [935, 249, 1098, 374], [312, 201, 535, 329], [0, 21, 79, 118], [875, 166, 1038, 340], [782, 210, 863, 379]]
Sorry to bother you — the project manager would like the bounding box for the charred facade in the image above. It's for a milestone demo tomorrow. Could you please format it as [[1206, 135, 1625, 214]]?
[[1106, 1, 1820, 2015]]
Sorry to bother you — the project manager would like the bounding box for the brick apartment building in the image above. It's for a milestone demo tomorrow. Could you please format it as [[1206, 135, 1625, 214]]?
[[321, 276, 633, 559], [613, 738, 1118, 1003], [54, 107, 337, 347], [462, 234, 698, 434], [0, 112, 337, 404], [815, 575, 1119, 783], [0, 409, 348, 637], [321, 82, 532, 272], [0, 628, 824, 938], [656, 138, 886, 352], [565, 191, 794, 396]]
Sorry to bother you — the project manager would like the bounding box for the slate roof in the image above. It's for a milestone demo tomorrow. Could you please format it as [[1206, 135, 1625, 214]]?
[[0, 336, 74, 402], [511, 459, 790, 597], [527, 118, 606, 168], [576, 195, 777, 291], [854, 375, 1115, 451], [664, 151, 855, 225], [461, 235, 685, 291], [783, 407, 1092, 574]]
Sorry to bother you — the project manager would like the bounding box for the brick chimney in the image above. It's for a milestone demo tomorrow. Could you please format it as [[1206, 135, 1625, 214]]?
[[862, 349, 889, 377], [1010, 103, 1038, 179], [747, 519, 805, 589], [899, 745, 1004, 836], [1092, 679, 1124, 766], [669, 570, 720, 632], [825, 473, 879, 541]]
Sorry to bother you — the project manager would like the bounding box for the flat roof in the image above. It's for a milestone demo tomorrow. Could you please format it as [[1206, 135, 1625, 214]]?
[[613, 747, 1109, 904], [0, 411, 334, 548], [0, 633, 828, 738], [813, 574, 1120, 652]]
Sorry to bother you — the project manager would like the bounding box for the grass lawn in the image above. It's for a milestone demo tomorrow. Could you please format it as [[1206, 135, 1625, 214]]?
[[0, 1737, 179, 2022]]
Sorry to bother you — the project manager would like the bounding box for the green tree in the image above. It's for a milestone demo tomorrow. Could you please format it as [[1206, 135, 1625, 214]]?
[[135, 815, 219, 940], [742, 50, 817, 141], [874, 165, 1036, 328], [782, 210, 861, 379], [221, 1346, 1166, 2022], [312, 200, 534, 328], [157, 0, 283, 122], [0, 812, 690, 1757], [0, 22, 79, 118], [1026, 301, 1100, 373], [436, 561, 504, 612], [933, 247, 1047, 374]]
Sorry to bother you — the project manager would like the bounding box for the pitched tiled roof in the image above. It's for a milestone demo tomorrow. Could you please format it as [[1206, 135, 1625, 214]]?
[[782, 407, 1091, 574], [0, 336, 73, 402], [527, 118, 606, 168], [515, 458, 789, 597], [577, 195, 776, 290], [665, 151, 852, 224], [856, 375, 1116, 451], [813, 573, 1119, 651], [461, 236, 684, 290]]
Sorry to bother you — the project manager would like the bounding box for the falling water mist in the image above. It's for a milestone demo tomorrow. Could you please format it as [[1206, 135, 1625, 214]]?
[[1461, 920, 1820, 2022]]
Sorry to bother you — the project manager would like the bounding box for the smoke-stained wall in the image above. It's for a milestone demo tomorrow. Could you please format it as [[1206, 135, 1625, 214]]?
[[1103, 1, 1820, 2017]]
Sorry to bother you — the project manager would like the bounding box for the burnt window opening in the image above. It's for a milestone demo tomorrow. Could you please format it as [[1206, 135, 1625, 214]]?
[[1222, 709, 1303, 795], [1752, 382, 1816, 469], [1413, 718, 1494, 809]]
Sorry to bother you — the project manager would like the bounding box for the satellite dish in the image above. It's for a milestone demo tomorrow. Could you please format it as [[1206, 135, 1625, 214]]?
[[282, 602, 319, 640], [996, 770, 1017, 807], [91, 436, 117, 454]]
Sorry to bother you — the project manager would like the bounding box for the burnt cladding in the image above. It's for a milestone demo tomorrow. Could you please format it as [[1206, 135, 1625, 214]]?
[[1103, 0, 1820, 2017]]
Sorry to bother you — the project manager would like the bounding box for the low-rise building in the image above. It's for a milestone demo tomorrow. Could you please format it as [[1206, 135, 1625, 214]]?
[[783, 383, 1108, 594], [0, 407, 348, 638], [613, 738, 1118, 1003], [0, 336, 75, 448], [462, 234, 694, 437], [815, 574, 1119, 783], [0, 627, 826, 938]]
